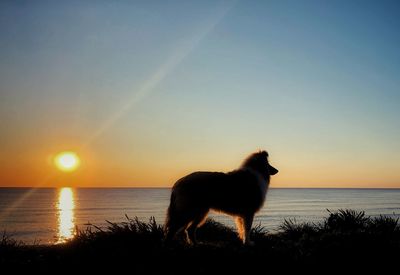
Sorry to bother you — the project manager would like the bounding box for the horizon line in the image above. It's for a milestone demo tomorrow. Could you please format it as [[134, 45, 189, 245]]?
[[0, 186, 399, 190]]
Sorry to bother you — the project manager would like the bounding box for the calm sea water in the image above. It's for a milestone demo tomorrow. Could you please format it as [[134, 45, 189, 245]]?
[[0, 188, 399, 244]]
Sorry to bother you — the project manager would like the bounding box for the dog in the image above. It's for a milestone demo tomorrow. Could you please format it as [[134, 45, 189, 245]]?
[[164, 150, 278, 245]]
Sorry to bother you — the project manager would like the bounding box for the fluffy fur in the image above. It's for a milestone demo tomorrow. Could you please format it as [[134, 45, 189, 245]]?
[[165, 150, 278, 245]]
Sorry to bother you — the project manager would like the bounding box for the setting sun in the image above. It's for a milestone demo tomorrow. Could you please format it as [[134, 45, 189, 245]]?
[[54, 152, 80, 172]]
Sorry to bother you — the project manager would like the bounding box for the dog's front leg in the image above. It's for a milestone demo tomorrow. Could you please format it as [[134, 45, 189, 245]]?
[[243, 214, 255, 246], [235, 217, 245, 241]]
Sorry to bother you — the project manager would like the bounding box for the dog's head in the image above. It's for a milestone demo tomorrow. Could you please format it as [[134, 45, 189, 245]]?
[[242, 150, 279, 176], [258, 150, 278, 176]]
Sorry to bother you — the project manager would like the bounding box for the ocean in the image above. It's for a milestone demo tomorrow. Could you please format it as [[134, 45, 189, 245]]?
[[0, 188, 399, 244]]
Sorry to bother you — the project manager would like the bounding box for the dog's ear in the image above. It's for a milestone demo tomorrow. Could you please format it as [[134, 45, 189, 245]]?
[[259, 150, 269, 158]]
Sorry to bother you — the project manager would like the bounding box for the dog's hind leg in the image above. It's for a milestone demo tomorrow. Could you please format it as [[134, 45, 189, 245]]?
[[186, 211, 208, 245], [165, 224, 179, 243], [165, 211, 191, 244], [166, 217, 194, 244], [166, 209, 199, 244], [165, 218, 181, 244]]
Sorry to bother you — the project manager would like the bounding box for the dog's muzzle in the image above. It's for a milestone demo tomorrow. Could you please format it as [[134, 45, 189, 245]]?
[[269, 165, 278, 175]]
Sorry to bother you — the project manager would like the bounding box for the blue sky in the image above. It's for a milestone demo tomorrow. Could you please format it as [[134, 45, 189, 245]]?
[[1, 0, 399, 187]]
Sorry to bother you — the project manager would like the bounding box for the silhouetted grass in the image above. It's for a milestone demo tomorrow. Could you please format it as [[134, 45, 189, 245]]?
[[1, 210, 399, 273]]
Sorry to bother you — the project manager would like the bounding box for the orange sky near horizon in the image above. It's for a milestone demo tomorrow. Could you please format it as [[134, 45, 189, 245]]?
[[1, 142, 399, 188]]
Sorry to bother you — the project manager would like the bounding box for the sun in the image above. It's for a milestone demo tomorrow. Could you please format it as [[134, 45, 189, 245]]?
[[54, 151, 80, 172]]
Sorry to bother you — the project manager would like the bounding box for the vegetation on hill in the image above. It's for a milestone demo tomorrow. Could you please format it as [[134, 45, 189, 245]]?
[[1, 210, 399, 273]]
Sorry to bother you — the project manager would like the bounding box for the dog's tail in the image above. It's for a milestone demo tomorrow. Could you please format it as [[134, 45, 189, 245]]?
[[164, 190, 177, 240]]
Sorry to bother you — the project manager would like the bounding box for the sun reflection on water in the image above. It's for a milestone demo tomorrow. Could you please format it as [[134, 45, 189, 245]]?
[[57, 187, 75, 243]]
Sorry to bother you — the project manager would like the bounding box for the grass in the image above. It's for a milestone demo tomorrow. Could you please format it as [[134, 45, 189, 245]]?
[[1, 210, 399, 273]]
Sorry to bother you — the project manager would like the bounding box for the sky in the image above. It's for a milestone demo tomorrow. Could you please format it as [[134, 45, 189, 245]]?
[[0, 0, 399, 188]]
